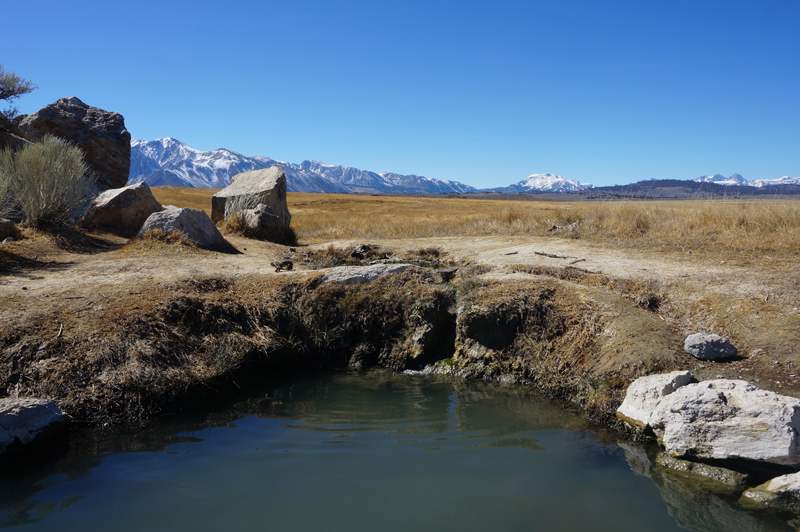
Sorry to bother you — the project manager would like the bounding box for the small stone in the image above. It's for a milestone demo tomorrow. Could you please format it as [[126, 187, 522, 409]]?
[[684, 333, 738, 360]]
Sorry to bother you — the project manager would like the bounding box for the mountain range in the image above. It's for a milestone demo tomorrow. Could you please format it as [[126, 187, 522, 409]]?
[[694, 173, 800, 187], [129, 138, 476, 194], [128, 138, 799, 194]]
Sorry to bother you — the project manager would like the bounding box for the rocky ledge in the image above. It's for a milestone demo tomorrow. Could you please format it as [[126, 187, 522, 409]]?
[[618, 370, 800, 517]]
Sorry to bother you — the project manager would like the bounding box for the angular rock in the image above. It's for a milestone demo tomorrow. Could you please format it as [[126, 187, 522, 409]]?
[[0, 398, 69, 454], [321, 263, 412, 284], [211, 167, 290, 229], [616, 370, 694, 430], [138, 206, 226, 248], [80, 181, 163, 235], [650, 379, 800, 466], [684, 333, 738, 360], [18, 97, 131, 190], [740, 472, 800, 515]]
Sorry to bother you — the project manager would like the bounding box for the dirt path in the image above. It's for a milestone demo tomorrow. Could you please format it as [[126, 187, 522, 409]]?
[[2, 232, 799, 398]]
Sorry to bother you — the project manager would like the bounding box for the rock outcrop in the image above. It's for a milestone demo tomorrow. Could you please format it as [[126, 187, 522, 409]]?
[[211, 167, 290, 229], [80, 182, 163, 235], [684, 333, 738, 360], [651, 380, 800, 466], [17, 97, 131, 190], [0, 398, 69, 455], [616, 370, 694, 429], [321, 264, 412, 284], [623, 376, 800, 466], [138, 206, 226, 248]]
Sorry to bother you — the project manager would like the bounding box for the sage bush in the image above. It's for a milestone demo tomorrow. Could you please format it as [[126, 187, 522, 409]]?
[[0, 135, 94, 230]]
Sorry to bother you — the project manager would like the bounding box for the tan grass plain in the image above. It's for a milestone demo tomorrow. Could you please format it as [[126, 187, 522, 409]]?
[[152, 186, 800, 262]]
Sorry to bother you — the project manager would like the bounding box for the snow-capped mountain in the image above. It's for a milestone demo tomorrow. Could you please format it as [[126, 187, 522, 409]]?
[[749, 176, 800, 187], [694, 173, 748, 186], [129, 138, 476, 194], [486, 173, 593, 193], [693, 173, 800, 187]]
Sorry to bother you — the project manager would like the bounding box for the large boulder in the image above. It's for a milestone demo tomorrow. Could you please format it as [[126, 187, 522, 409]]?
[[211, 167, 290, 229], [17, 97, 131, 190], [80, 181, 163, 235], [684, 333, 738, 360], [649, 379, 800, 466], [616, 370, 694, 430], [0, 398, 69, 455], [138, 206, 226, 248]]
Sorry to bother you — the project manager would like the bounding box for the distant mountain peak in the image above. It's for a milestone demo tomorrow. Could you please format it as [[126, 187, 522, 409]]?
[[486, 173, 593, 193]]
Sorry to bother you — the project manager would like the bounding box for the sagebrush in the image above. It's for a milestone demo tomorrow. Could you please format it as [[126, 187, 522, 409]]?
[[0, 135, 93, 231]]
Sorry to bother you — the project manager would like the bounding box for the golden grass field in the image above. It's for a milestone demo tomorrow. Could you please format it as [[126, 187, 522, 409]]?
[[151, 187, 800, 261]]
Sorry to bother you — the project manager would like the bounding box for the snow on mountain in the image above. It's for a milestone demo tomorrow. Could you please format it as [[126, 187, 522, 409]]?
[[487, 173, 593, 193], [749, 176, 800, 187], [694, 174, 748, 186], [129, 138, 475, 194]]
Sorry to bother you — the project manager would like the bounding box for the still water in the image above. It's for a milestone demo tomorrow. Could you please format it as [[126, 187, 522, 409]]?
[[0, 370, 793, 532]]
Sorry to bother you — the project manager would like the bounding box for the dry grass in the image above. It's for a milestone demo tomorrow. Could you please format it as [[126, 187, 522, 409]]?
[[151, 187, 800, 260], [120, 228, 197, 254]]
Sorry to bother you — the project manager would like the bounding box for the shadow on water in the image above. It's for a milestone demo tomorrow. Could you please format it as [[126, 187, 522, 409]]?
[[0, 369, 795, 531]]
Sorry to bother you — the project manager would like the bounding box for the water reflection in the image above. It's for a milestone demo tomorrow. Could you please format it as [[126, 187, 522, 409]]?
[[619, 443, 793, 532], [0, 370, 793, 531]]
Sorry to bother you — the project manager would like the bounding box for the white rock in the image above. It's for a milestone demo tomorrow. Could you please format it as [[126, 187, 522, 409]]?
[[321, 264, 412, 284], [0, 398, 69, 454], [138, 206, 226, 248], [616, 370, 694, 429], [650, 379, 800, 466]]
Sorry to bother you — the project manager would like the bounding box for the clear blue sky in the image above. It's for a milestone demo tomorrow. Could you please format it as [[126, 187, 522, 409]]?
[[5, 0, 800, 188]]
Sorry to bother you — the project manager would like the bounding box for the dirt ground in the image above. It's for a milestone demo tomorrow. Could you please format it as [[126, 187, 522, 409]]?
[[2, 228, 798, 403]]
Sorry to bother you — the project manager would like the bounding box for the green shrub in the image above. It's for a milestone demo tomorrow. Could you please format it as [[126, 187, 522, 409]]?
[[0, 135, 94, 231]]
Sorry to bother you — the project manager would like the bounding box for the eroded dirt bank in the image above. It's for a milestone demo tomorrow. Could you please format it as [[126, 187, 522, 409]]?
[[1, 231, 799, 429]]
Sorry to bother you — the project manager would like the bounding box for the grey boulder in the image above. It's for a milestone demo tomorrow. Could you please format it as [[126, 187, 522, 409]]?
[[211, 167, 291, 230], [684, 333, 737, 360], [138, 206, 226, 248], [18, 97, 131, 190], [0, 398, 69, 455], [80, 181, 163, 235]]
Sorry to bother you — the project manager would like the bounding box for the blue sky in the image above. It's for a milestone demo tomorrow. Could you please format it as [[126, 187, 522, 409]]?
[[4, 0, 799, 188]]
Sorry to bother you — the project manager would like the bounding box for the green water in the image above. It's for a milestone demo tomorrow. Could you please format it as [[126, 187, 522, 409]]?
[[0, 370, 792, 531]]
